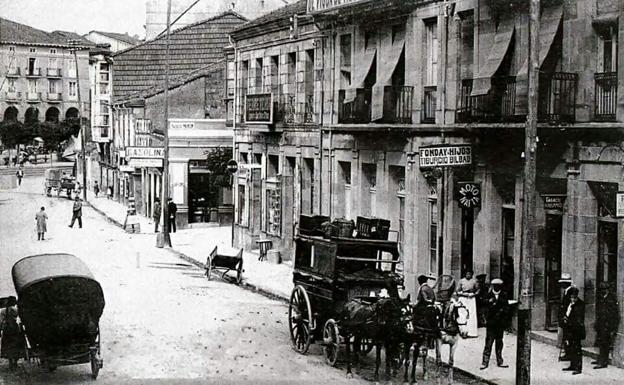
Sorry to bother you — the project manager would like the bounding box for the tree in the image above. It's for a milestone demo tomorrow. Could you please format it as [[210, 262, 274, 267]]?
[[0, 120, 23, 149], [204, 146, 233, 188]]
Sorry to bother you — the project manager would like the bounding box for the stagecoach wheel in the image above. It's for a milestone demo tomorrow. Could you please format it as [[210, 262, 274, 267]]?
[[288, 285, 313, 354], [235, 261, 243, 284], [322, 319, 340, 366]]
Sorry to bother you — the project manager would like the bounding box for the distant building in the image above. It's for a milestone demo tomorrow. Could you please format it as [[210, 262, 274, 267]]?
[[84, 31, 141, 53], [0, 17, 90, 130], [144, 0, 290, 40]]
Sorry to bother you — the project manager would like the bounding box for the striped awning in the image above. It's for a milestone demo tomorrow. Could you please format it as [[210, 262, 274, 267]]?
[[471, 17, 516, 96]]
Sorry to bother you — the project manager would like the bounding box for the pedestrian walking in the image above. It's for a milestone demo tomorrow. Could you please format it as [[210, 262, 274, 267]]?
[[167, 197, 177, 233], [480, 278, 510, 370], [35, 206, 48, 241], [561, 286, 585, 375], [107, 185, 113, 199], [68, 196, 83, 228], [15, 167, 23, 186], [557, 273, 574, 361], [0, 296, 25, 370], [153, 198, 161, 233], [593, 282, 619, 369], [94, 181, 100, 197], [457, 270, 480, 337]]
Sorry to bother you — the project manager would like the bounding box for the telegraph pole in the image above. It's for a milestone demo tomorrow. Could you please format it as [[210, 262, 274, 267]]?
[[517, 0, 540, 384], [68, 39, 88, 201], [158, 0, 172, 247]]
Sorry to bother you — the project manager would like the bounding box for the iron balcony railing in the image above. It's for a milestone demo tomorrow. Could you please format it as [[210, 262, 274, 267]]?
[[5, 91, 21, 101], [6, 67, 20, 77], [383, 85, 413, 124], [594, 72, 617, 122], [25, 68, 42, 77], [47, 92, 62, 102], [338, 88, 372, 124], [26, 92, 42, 102], [422, 86, 436, 123], [539, 72, 578, 123], [456, 77, 517, 123], [46, 68, 62, 78]]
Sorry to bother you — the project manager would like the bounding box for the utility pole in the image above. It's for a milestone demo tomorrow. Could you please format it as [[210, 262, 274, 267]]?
[[158, 0, 172, 248], [68, 39, 88, 201], [517, 1, 540, 384]]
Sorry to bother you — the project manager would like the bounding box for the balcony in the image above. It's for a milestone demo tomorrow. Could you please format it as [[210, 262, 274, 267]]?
[[47, 92, 62, 103], [26, 92, 42, 102], [422, 86, 436, 123], [539, 72, 578, 123], [46, 68, 62, 78], [383, 86, 413, 124], [456, 77, 518, 123], [5, 91, 21, 101], [338, 88, 371, 124], [276, 93, 296, 124], [594, 72, 617, 122], [6, 67, 20, 77], [25, 68, 42, 77]]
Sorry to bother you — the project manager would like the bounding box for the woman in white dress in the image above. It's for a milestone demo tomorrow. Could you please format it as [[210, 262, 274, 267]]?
[[457, 271, 480, 337]]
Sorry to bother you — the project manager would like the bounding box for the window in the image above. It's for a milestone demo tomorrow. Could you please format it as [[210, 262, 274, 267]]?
[[28, 58, 37, 75], [599, 26, 618, 72], [48, 80, 58, 93], [287, 52, 296, 86], [425, 20, 439, 86], [254, 58, 263, 93], [100, 72, 110, 82], [100, 63, 109, 72], [69, 81, 77, 97], [8, 79, 16, 92], [269, 55, 279, 94], [267, 154, 279, 178], [429, 199, 438, 274], [302, 158, 315, 214], [100, 83, 109, 95], [241, 60, 249, 94], [240, 152, 249, 164], [28, 79, 37, 93], [340, 34, 352, 86], [238, 184, 246, 225], [339, 161, 352, 219], [8, 46, 15, 52], [364, 29, 376, 50], [502, 208, 515, 265], [68, 59, 76, 74], [48, 56, 57, 68], [29, 47, 36, 53], [50, 48, 56, 54], [266, 188, 281, 236]]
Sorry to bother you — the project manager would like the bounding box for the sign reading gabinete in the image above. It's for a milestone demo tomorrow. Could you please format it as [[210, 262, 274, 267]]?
[[126, 147, 165, 159], [419, 145, 472, 168]]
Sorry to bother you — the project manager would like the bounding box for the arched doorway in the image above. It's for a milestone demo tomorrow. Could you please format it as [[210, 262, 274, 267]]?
[[65, 107, 79, 120], [25, 107, 39, 125], [3, 106, 18, 122], [45, 107, 60, 122]]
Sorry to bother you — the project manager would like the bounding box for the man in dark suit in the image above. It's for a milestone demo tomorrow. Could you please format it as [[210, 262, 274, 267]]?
[[593, 282, 619, 369], [557, 273, 573, 361], [480, 278, 510, 369], [562, 286, 585, 374]]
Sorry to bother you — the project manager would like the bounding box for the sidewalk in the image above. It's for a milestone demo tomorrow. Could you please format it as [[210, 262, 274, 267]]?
[[87, 194, 624, 384]]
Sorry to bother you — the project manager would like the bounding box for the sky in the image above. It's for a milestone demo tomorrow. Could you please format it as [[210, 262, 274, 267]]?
[[0, 0, 147, 39]]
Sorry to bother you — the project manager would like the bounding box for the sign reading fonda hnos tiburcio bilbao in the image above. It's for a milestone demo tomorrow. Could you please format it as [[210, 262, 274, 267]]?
[[419, 145, 472, 168], [307, 0, 372, 13]]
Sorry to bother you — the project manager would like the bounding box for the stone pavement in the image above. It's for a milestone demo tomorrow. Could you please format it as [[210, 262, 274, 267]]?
[[87, 194, 624, 384]]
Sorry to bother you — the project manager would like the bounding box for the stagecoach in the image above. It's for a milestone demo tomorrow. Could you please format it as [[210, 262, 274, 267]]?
[[44, 168, 75, 198], [288, 233, 404, 365]]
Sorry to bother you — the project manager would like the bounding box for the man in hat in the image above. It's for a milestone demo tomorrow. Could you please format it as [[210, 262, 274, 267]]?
[[481, 278, 510, 370], [561, 286, 585, 374], [557, 273, 574, 361], [153, 198, 161, 233], [0, 296, 25, 370], [68, 196, 83, 228], [416, 274, 436, 305], [593, 282, 619, 369]]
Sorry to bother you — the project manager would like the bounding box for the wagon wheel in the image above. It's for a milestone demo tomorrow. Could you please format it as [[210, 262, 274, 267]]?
[[322, 319, 340, 366], [206, 257, 212, 280], [45, 186, 51, 196], [235, 261, 243, 284], [288, 285, 313, 354]]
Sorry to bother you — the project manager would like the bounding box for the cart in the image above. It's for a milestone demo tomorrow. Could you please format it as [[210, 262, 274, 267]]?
[[11, 254, 105, 379], [44, 169, 75, 198], [205, 245, 244, 284], [288, 234, 404, 366]]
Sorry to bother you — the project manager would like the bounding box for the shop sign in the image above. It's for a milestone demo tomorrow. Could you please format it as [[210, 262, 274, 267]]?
[[419, 145, 472, 168], [245, 93, 273, 124], [128, 158, 163, 168], [457, 182, 481, 209], [170, 121, 195, 130], [307, 0, 372, 13], [542, 194, 566, 210], [126, 147, 164, 159], [227, 159, 239, 174], [119, 165, 135, 173], [616, 192, 624, 217]]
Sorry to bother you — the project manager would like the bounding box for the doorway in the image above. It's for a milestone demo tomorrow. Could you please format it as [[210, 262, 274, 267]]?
[[544, 214, 563, 330], [597, 221, 618, 292], [461, 207, 474, 276]]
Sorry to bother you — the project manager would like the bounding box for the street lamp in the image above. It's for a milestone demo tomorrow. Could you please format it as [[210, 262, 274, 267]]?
[[68, 39, 88, 202]]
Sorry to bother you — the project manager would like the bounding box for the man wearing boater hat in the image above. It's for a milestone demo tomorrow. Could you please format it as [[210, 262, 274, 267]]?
[[557, 273, 574, 361], [481, 278, 510, 369]]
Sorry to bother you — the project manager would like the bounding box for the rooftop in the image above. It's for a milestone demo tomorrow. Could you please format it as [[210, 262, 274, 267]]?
[[87, 30, 142, 46], [0, 17, 90, 48], [231, 0, 307, 39]]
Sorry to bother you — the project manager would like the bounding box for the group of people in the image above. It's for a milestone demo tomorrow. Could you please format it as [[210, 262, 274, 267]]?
[[92, 181, 114, 199], [152, 197, 178, 233]]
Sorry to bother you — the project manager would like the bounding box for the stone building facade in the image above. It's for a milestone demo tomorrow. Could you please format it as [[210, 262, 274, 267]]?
[[230, 0, 624, 366]]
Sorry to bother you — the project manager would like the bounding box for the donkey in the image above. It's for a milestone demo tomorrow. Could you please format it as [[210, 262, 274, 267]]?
[[340, 295, 412, 381], [401, 300, 441, 384]]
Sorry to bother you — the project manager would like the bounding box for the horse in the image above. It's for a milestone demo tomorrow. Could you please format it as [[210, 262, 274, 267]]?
[[434, 296, 469, 384], [339, 295, 412, 380]]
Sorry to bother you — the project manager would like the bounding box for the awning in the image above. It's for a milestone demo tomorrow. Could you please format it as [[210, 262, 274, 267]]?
[[516, 5, 563, 78], [588, 181, 618, 217], [471, 17, 515, 96], [344, 48, 377, 103], [371, 40, 405, 121]]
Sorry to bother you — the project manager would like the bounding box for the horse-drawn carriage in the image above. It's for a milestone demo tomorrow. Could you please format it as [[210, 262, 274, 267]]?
[[44, 169, 75, 198], [288, 234, 407, 370], [10, 254, 105, 378]]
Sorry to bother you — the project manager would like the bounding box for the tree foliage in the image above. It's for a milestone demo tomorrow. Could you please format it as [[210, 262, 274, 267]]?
[[204, 146, 233, 187], [0, 120, 24, 148]]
